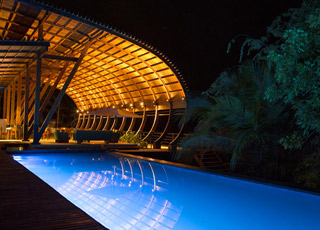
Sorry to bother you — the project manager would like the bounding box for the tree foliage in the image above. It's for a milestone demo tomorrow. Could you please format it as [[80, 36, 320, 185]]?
[[178, 62, 288, 171], [266, 1, 320, 136], [178, 0, 320, 190], [229, 0, 320, 148]]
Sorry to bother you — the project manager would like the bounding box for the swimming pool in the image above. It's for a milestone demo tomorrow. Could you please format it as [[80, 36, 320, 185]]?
[[13, 150, 320, 230]]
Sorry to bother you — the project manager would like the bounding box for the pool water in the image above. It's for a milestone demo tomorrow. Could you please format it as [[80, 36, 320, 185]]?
[[13, 151, 320, 230]]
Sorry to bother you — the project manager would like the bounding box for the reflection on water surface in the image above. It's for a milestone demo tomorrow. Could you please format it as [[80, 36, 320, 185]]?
[[14, 152, 320, 230]]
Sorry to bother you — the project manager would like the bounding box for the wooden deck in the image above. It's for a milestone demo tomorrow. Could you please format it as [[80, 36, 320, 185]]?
[[0, 150, 107, 230], [119, 148, 173, 161], [0, 139, 139, 151]]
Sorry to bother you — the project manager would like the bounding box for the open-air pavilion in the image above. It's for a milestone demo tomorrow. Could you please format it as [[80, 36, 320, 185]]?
[[0, 0, 188, 148]]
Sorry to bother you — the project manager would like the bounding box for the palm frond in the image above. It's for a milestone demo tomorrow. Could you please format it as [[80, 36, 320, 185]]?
[[178, 60, 288, 171], [175, 133, 235, 163], [178, 97, 212, 128]]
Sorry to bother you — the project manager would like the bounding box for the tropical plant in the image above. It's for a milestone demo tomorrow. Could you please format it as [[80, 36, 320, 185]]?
[[229, 0, 320, 149], [266, 1, 320, 139], [177, 61, 289, 171], [180, 0, 320, 189], [119, 131, 148, 148], [227, 1, 307, 63]]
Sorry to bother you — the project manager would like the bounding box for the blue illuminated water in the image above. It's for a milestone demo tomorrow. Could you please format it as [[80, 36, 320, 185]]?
[[13, 151, 320, 230]]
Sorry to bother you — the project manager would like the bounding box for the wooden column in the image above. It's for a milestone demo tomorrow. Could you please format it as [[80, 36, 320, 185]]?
[[28, 73, 55, 123], [10, 81, 16, 127], [16, 76, 22, 126], [20, 82, 35, 118], [8, 82, 16, 139], [39, 61, 70, 118], [6, 85, 11, 126], [24, 71, 65, 136], [3, 88, 7, 119], [16, 76, 22, 139], [36, 39, 94, 143], [23, 66, 30, 141], [33, 53, 42, 143]]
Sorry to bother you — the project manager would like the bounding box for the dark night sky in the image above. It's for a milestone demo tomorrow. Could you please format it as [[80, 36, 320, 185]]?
[[46, 0, 303, 93]]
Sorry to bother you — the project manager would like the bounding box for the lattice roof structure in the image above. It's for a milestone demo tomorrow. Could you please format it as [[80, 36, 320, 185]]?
[[0, 0, 187, 112], [0, 0, 188, 146]]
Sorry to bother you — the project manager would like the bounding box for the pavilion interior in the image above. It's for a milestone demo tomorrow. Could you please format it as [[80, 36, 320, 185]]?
[[0, 0, 187, 148]]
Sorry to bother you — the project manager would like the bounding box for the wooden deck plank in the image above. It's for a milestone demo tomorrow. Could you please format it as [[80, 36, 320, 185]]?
[[0, 151, 107, 230]]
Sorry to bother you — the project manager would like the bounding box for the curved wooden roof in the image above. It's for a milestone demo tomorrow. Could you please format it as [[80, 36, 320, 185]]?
[[0, 0, 187, 112]]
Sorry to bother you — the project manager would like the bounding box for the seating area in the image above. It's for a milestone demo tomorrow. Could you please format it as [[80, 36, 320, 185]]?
[[72, 130, 120, 144], [53, 130, 70, 143]]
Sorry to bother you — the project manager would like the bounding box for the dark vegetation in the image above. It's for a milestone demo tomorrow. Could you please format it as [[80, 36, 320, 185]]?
[[176, 0, 320, 192]]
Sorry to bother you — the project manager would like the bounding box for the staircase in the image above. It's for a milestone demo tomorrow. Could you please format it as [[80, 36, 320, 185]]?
[[142, 132, 179, 146], [194, 152, 230, 172]]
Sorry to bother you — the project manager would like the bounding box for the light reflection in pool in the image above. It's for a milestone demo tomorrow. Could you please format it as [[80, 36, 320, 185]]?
[[14, 151, 320, 230]]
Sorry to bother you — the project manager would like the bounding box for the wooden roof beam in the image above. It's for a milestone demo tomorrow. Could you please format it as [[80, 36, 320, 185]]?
[[42, 54, 78, 62], [0, 5, 41, 22]]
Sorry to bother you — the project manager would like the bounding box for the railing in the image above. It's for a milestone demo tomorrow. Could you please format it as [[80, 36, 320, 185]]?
[[194, 151, 230, 172], [141, 131, 180, 146]]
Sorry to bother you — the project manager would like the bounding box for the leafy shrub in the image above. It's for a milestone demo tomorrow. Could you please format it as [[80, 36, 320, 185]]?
[[119, 131, 148, 148]]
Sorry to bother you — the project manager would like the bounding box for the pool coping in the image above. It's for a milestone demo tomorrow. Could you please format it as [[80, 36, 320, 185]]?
[[8, 148, 320, 197], [113, 151, 320, 197]]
